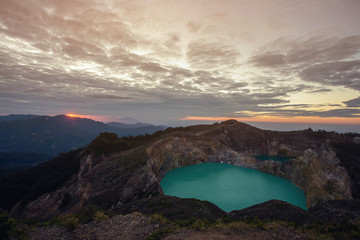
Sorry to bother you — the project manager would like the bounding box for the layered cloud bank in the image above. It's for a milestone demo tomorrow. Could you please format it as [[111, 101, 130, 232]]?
[[0, 0, 359, 125]]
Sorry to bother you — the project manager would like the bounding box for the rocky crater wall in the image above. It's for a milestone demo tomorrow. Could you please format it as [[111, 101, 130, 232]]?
[[147, 122, 353, 208], [8, 121, 357, 220]]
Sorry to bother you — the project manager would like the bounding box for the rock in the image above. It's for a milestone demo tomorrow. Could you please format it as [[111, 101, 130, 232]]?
[[229, 200, 320, 225], [309, 199, 360, 223], [115, 195, 227, 221], [148, 121, 353, 208], [331, 142, 360, 199], [28, 213, 165, 240], [12, 149, 162, 220]]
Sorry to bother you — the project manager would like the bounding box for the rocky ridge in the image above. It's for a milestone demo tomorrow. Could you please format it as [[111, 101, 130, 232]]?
[[148, 121, 354, 207], [2, 120, 359, 221]]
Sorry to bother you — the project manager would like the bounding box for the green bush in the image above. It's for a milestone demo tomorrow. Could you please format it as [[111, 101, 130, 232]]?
[[89, 132, 130, 153], [245, 217, 267, 230], [0, 210, 26, 240], [51, 215, 79, 231], [191, 219, 210, 230], [300, 221, 360, 240], [225, 221, 248, 233], [146, 227, 175, 240], [76, 205, 104, 224], [0, 211, 14, 240], [94, 211, 109, 223], [150, 214, 169, 225]]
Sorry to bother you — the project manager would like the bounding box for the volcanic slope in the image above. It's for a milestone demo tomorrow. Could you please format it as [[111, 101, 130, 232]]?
[[0, 120, 358, 221]]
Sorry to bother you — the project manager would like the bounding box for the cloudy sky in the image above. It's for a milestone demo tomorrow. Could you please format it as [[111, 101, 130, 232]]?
[[1, 0, 359, 129]]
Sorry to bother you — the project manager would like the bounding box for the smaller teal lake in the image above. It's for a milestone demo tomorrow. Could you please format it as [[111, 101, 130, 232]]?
[[161, 163, 307, 212], [254, 155, 292, 162]]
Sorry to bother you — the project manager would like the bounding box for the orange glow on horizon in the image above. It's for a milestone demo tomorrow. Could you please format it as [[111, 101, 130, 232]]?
[[66, 113, 83, 118], [178, 116, 360, 125], [64, 113, 112, 122]]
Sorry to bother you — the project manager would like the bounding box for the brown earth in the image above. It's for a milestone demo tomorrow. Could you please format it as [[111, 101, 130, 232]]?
[[28, 213, 307, 240]]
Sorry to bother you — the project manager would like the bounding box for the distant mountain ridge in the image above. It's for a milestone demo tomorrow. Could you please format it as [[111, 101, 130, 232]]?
[[0, 114, 166, 169], [0, 114, 40, 122], [108, 121, 167, 129]]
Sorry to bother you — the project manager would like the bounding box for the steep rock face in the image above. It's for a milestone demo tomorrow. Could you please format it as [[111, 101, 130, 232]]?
[[147, 121, 353, 207], [331, 142, 360, 199], [13, 148, 162, 220], [9, 120, 357, 220]]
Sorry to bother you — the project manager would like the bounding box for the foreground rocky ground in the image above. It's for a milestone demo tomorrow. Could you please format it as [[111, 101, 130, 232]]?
[[26, 212, 312, 240], [10, 198, 359, 240], [2, 198, 360, 239]]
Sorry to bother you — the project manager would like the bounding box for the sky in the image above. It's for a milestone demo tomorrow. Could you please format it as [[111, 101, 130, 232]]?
[[0, 0, 359, 131]]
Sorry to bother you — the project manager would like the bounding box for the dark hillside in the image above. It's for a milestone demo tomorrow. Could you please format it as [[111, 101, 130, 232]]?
[[0, 115, 167, 169], [331, 142, 360, 199], [0, 115, 104, 155], [0, 114, 39, 122], [0, 152, 51, 169], [0, 149, 84, 211]]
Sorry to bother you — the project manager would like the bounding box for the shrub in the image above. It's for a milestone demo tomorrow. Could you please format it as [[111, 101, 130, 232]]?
[[0, 211, 15, 240], [191, 219, 210, 230], [51, 215, 79, 231], [226, 221, 248, 233], [76, 205, 103, 224], [89, 132, 135, 153], [94, 211, 109, 223], [245, 217, 267, 230], [0, 210, 26, 239], [150, 214, 168, 225], [146, 227, 175, 240]]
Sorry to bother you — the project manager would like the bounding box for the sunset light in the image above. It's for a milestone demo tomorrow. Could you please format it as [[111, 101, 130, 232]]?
[[179, 116, 360, 125], [66, 113, 82, 118], [0, 0, 359, 130]]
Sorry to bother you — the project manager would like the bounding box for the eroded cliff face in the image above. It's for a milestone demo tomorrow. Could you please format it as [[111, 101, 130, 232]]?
[[10, 120, 357, 220], [12, 149, 161, 220], [147, 121, 353, 207]]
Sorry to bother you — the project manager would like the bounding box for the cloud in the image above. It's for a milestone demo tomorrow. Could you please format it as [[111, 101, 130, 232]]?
[[250, 35, 360, 67], [250, 53, 286, 67], [187, 21, 202, 33], [233, 103, 360, 119], [314, 108, 360, 118], [249, 35, 360, 91], [85, 94, 134, 100], [186, 39, 241, 69], [0, 0, 359, 124], [299, 60, 360, 91], [306, 88, 332, 93], [344, 97, 360, 107], [138, 62, 168, 73]]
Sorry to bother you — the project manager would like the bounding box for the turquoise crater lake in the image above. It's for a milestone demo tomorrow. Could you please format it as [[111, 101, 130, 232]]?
[[160, 162, 307, 212]]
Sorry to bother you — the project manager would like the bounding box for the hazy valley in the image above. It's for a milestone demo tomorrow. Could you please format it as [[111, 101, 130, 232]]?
[[0, 114, 165, 172]]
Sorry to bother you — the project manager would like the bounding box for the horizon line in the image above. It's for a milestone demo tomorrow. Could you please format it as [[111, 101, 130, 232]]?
[[178, 116, 360, 125]]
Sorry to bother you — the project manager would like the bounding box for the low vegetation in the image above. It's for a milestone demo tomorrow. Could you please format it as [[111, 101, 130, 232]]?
[[146, 227, 175, 240], [36, 205, 115, 231], [88, 126, 200, 154], [147, 212, 360, 240], [0, 210, 26, 240], [1, 206, 360, 240]]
